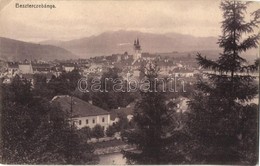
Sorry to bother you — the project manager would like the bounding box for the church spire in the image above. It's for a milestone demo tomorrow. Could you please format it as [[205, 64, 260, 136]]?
[[133, 38, 142, 63]]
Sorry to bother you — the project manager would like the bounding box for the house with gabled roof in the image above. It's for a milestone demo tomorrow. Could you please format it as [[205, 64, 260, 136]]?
[[51, 95, 111, 130]]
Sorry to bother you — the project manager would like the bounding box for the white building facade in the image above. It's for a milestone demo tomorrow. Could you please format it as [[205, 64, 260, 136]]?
[[51, 95, 110, 130]]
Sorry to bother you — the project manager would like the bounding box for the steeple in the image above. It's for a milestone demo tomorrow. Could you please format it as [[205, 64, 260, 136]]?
[[132, 38, 142, 63], [134, 38, 141, 50]]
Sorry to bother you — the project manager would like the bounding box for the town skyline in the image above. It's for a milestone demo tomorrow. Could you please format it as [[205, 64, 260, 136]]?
[[1, 0, 259, 42], [1, 1, 259, 165]]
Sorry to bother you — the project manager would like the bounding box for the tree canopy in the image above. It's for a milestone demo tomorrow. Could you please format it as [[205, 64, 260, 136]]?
[[188, 1, 259, 164], [0, 74, 98, 164]]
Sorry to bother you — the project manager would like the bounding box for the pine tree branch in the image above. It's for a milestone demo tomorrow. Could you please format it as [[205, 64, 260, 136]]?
[[251, 9, 260, 25], [196, 81, 214, 94], [196, 53, 220, 71], [238, 34, 260, 52]]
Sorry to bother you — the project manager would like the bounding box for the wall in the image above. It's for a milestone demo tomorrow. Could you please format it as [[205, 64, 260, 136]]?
[[19, 64, 33, 74], [73, 114, 110, 130]]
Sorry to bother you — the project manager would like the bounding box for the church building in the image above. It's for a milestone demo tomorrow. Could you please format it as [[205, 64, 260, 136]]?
[[133, 38, 142, 61]]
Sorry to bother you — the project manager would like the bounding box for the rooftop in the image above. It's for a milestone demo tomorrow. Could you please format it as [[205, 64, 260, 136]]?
[[7, 62, 19, 68], [51, 95, 109, 118]]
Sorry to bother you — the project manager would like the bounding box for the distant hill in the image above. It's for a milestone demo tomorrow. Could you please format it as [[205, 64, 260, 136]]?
[[41, 30, 258, 60], [159, 50, 221, 60], [0, 37, 77, 61], [40, 30, 222, 58]]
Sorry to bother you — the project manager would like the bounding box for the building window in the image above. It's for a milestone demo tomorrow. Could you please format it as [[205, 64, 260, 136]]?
[[93, 119, 95, 124], [102, 117, 105, 122], [86, 119, 88, 124], [79, 120, 82, 125]]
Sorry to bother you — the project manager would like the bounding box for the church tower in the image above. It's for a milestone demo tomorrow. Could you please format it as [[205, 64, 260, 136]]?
[[133, 38, 142, 60]]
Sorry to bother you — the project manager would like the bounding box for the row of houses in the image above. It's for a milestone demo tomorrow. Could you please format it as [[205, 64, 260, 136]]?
[[1, 60, 111, 78]]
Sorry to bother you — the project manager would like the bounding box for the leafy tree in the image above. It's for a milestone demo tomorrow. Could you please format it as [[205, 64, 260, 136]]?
[[47, 74, 71, 96], [105, 125, 117, 137], [92, 68, 121, 110], [77, 126, 92, 141], [73, 88, 91, 102], [1, 100, 34, 163], [47, 69, 81, 96], [33, 73, 47, 87], [65, 69, 82, 91], [187, 1, 259, 164], [92, 67, 135, 110], [10, 75, 32, 104], [139, 60, 146, 80], [0, 77, 98, 164], [122, 63, 177, 164], [23, 104, 97, 164], [32, 74, 53, 99], [92, 124, 104, 140], [114, 112, 129, 132]]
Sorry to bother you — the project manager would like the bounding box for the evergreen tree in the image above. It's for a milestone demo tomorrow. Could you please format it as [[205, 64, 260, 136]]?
[[122, 62, 176, 164], [187, 1, 259, 164]]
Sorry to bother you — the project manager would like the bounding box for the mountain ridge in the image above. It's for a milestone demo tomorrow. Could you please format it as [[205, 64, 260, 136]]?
[[39, 30, 221, 58], [1, 30, 257, 61], [0, 37, 77, 61]]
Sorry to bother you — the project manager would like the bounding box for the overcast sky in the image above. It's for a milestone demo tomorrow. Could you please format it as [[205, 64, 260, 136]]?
[[0, 0, 259, 42]]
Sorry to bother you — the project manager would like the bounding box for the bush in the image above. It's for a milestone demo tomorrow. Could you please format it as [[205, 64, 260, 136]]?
[[106, 125, 117, 137], [91, 124, 104, 140], [77, 126, 92, 140]]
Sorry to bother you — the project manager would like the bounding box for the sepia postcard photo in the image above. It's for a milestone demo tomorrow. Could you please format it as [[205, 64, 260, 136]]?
[[0, 0, 259, 165]]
